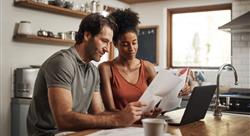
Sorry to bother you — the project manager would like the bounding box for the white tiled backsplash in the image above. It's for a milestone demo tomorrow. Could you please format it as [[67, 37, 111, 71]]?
[[201, 0, 250, 88], [232, 33, 250, 88], [232, 0, 250, 88]]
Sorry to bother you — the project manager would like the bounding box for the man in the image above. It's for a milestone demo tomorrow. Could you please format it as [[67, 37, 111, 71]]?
[[27, 13, 144, 136]]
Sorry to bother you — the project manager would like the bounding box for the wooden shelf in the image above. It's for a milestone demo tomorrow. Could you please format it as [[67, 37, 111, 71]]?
[[13, 34, 75, 46], [14, 0, 89, 18]]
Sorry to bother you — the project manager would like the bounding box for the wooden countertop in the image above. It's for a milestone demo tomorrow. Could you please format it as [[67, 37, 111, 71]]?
[[68, 112, 250, 136]]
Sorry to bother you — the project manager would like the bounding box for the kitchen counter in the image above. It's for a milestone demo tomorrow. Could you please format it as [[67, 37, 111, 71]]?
[[67, 112, 250, 136]]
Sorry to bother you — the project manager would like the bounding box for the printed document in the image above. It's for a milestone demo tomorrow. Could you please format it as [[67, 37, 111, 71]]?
[[139, 69, 189, 112], [158, 68, 189, 111], [86, 127, 172, 136]]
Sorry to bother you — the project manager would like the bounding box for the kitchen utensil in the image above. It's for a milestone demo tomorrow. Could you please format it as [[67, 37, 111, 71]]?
[[64, 1, 73, 9], [37, 29, 48, 37], [54, 0, 65, 7], [66, 31, 77, 40], [47, 31, 54, 38], [58, 32, 66, 40], [91, 0, 97, 13]]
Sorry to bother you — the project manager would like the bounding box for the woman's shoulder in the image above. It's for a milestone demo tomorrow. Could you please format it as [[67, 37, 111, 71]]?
[[98, 61, 113, 78], [141, 59, 156, 79], [141, 59, 155, 69], [98, 61, 113, 71]]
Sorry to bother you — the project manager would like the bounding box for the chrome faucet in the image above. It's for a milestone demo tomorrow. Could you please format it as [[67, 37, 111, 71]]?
[[214, 64, 238, 117]]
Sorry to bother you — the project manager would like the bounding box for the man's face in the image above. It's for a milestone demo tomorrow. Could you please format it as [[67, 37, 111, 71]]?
[[86, 25, 113, 62]]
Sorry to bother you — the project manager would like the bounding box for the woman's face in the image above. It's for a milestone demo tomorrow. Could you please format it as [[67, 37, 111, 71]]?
[[117, 32, 138, 60]]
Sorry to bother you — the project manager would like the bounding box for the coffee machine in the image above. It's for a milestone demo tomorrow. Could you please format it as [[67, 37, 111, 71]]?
[[11, 67, 39, 136]]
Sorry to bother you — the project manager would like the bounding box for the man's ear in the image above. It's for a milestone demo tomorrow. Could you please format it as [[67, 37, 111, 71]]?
[[83, 31, 92, 41]]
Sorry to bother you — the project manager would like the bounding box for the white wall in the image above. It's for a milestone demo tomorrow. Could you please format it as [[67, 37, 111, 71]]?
[[0, 0, 3, 134], [0, 0, 129, 135], [131, 0, 250, 88]]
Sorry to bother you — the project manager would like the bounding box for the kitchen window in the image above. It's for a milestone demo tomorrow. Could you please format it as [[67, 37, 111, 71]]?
[[167, 4, 232, 69]]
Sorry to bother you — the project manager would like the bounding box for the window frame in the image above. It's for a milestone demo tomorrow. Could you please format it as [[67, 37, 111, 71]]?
[[167, 4, 232, 69]]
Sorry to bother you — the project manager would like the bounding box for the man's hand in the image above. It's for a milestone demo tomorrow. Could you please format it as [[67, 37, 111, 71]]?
[[115, 101, 145, 126]]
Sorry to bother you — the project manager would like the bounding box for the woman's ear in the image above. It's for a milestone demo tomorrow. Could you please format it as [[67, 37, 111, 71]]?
[[83, 31, 92, 41], [113, 41, 118, 48]]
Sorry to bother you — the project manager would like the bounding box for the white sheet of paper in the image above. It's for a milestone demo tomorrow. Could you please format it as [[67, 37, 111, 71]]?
[[139, 70, 182, 112], [157, 79, 185, 111], [86, 127, 172, 136], [158, 68, 189, 111]]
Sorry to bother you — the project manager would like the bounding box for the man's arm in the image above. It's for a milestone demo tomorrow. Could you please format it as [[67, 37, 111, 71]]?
[[48, 87, 143, 131], [89, 91, 106, 114]]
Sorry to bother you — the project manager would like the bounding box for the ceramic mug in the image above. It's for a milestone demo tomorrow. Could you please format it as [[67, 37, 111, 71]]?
[[17, 21, 32, 35], [142, 118, 167, 136]]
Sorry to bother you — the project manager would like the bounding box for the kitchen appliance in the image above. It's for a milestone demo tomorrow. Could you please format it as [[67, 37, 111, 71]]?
[[219, 11, 250, 33], [219, 88, 250, 115], [11, 98, 31, 136], [14, 67, 39, 98]]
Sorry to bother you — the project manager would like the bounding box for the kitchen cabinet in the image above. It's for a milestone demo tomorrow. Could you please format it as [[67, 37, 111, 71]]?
[[14, 0, 89, 18], [13, 34, 75, 46]]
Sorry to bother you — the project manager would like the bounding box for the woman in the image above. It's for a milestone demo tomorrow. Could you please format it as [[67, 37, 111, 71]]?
[[99, 9, 189, 112]]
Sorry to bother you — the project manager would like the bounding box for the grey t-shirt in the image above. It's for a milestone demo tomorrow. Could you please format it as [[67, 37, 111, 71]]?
[[27, 47, 100, 136]]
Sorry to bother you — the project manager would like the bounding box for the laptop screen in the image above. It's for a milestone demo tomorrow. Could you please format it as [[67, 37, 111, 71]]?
[[164, 85, 217, 125]]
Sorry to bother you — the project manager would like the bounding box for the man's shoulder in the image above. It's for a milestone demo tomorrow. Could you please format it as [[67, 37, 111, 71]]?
[[88, 62, 98, 70], [40, 48, 76, 72], [48, 49, 76, 64]]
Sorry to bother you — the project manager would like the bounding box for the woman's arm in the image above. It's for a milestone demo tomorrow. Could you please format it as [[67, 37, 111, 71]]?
[[143, 60, 157, 85], [98, 62, 118, 111]]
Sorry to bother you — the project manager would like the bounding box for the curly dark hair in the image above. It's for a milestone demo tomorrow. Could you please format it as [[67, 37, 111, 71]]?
[[75, 13, 117, 44], [109, 9, 140, 44]]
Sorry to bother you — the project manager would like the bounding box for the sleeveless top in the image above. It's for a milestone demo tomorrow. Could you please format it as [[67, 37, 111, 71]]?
[[110, 60, 148, 110]]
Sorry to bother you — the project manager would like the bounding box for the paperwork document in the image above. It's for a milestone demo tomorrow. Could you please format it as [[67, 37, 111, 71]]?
[[139, 69, 189, 112], [158, 68, 190, 111], [86, 127, 172, 136]]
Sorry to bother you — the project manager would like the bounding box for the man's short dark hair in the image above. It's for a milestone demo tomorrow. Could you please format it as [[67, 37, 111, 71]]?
[[75, 13, 117, 44]]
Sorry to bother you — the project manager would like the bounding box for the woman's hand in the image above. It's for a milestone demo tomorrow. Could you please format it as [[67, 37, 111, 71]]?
[[179, 83, 191, 96], [142, 108, 162, 118]]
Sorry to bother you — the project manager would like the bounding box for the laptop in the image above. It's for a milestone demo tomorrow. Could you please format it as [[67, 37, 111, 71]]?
[[161, 85, 217, 126]]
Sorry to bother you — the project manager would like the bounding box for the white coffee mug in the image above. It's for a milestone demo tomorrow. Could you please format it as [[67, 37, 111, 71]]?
[[142, 118, 167, 136]]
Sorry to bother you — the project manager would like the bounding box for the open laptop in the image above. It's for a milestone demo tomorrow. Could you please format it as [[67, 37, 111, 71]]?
[[161, 85, 217, 126]]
